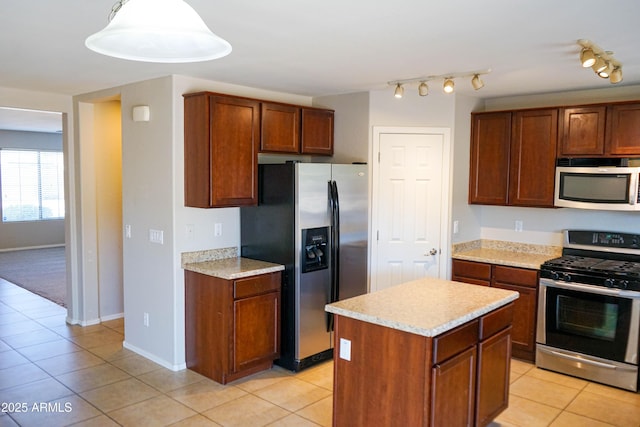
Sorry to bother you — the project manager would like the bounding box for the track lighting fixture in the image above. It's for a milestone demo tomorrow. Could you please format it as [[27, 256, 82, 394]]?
[[471, 74, 484, 90], [394, 84, 404, 98], [577, 40, 622, 85], [418, 82, 429, 96], [388, 69, 490, 98], [443, 79, 455, 94]]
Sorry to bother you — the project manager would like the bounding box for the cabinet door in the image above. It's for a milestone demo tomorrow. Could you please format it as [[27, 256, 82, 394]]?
[[233, 291, 280, 373], [606, 103, 640, 156], [509, 109, 558, 207], [476, 326, 511, 427], [431, 346, 477, 427], [260, 102, 300, 153], [210, 95, 260, 207], [451, 259, 492, 287], [492, 266, 538, 362], [469, 112, 511, 205], [559, 106, 606, 156], [301, 108, 334, 155]]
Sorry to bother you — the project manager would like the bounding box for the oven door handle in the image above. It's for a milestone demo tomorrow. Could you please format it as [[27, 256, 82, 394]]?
[[541, 279, 640, 299], [540, 347, 632, 371]]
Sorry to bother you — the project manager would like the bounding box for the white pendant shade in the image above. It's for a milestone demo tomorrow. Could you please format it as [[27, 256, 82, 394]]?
[[85, 0, 232, 63]]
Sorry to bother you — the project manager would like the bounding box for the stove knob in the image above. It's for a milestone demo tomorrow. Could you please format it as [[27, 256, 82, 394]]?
[[562, 273, 572, 282], [604, 278, 615, 288], [550, 271, 560, 280], [619, 280, 629, 290]]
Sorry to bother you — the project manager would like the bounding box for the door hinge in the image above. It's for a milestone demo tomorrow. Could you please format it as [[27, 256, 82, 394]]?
[[377, 230, 379, 241], [378, 151, 380, 163]]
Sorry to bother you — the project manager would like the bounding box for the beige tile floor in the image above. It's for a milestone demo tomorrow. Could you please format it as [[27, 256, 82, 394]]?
[[1, 277, 639, 427]]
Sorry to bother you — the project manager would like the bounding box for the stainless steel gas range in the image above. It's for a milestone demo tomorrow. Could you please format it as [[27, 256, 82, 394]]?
[[537, 230, 640, 391]]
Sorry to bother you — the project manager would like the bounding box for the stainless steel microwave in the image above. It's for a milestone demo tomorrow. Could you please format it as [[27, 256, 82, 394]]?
[[555, 166, 640, 210]]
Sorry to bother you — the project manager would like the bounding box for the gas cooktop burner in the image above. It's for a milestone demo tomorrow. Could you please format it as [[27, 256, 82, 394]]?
[[543, 256, 640, 277]]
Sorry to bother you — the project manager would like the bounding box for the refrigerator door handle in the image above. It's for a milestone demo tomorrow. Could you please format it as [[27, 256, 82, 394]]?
[[327, 180, 340, 333]]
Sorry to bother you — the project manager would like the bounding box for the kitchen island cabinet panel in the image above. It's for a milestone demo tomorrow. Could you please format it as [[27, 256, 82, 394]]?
[[476, 326, 511, 426], [431, 346, 477, 427], [332, 315, 429, 427]]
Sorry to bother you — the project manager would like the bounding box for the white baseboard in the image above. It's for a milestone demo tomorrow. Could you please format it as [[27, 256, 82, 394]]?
[[100, 312, 124, 322], [123, 341, 186, 372]]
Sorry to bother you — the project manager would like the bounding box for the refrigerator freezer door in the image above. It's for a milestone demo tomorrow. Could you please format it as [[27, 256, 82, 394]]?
[[332, 164, 369, 300], [295, 163, 332, 362]]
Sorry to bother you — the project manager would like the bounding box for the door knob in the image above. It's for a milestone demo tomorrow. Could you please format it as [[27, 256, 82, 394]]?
[[425, 248, 438, 256]]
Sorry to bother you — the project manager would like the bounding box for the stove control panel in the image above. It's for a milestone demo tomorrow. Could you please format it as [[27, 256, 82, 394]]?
[[567, 230, 640, 251]]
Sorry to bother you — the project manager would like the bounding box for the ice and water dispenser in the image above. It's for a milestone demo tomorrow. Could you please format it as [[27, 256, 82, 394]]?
[[301, 227, 329, 273]]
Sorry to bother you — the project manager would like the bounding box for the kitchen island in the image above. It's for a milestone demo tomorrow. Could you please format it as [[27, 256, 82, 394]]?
[[325, 278, 519, 427]]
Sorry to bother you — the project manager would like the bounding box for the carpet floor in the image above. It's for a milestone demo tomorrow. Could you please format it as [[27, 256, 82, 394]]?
[[0, 246, 66, 307]]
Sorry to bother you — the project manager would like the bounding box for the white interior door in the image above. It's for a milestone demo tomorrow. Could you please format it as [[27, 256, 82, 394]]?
[[371, 127, 451, 292]]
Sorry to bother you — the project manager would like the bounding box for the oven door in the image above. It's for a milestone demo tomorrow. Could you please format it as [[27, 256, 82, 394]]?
[[537, 278, 639, 365]]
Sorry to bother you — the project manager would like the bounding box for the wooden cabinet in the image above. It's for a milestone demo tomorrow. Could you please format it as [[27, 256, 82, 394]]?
[[509, 109, 558, 207], [185, 270, 281, 384], [301, 108, 334, 155], [452, 259, 538, 362], [559, 101, 640, 157], [260, 102, 300, 153], [260, 103, 334, 155], [333, 303, 514, 427], [184, 92, 260, 207], [606, 102, 640, 156], [469, 112, 511, 205], [559, 106, 607, 156], [469, 109, 557, 207]]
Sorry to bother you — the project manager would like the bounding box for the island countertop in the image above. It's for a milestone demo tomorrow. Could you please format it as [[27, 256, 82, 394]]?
[[183, 257, 284, 280], [325, 277, 518, 337]]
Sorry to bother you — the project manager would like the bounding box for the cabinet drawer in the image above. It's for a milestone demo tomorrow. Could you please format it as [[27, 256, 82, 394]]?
[[452, 260, 492, 281], [433, 319, 479, 365], [479, 302, 514, 340], [493, 265, 538, 288], [234, 273, 279, 299]]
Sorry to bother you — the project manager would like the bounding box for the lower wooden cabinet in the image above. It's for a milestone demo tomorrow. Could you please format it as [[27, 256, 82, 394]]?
[[185, 270, 281, 384], [452, 259, 538, 362], [333, 303, 514, 427]]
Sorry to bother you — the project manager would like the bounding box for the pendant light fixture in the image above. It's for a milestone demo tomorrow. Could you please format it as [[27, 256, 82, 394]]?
[[85, 0, 232, 63]]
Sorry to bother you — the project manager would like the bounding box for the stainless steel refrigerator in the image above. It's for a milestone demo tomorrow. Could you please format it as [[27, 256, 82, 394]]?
[[240, 162, 368, 371]]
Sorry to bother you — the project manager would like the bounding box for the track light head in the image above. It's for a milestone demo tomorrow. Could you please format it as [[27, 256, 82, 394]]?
[[394, 83, 404, 98], [591, 55, 607, 73], [418, 82, 429, 96], [610, 66, 623, 84], [598, 61, 613, 78], [580, 48, 596, 67], [471, 74, 484, 90], [443, 79, 454, 94]]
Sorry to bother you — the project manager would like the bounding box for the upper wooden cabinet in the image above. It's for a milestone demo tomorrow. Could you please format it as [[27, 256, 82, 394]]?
[[606, 102, 640, 156], [184, 92, 260, 208], [509, 109, 558, 207], [559, 106, 607, 156], [260, 102, 300, 153], [559, 101, 640, 157], [470, 109, 558, 208], [301, 108, 334, 155], [469, 112, 511, 205], [260, 103, 334, 155]]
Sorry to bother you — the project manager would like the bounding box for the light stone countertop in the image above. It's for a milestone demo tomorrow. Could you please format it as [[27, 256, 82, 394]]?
[[325, 278, 519, 338], [183, 257, 284, 280], [452, 239, 561, 270]]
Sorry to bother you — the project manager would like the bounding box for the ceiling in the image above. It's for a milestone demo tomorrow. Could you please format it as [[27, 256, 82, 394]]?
[[1, 0, 639, 133]]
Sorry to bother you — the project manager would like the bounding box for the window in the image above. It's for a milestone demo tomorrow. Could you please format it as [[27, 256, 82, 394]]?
[[0, 149, 65, 222]]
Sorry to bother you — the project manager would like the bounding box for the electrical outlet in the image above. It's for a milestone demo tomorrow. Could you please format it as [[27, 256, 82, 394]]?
[[339, 338, 351, 361], [515, 220, 523, 232], [453, 220, 459, 234], [214, 223, 222, 237], [143, 312, 149, 327], [125, 224, 132, 239]]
